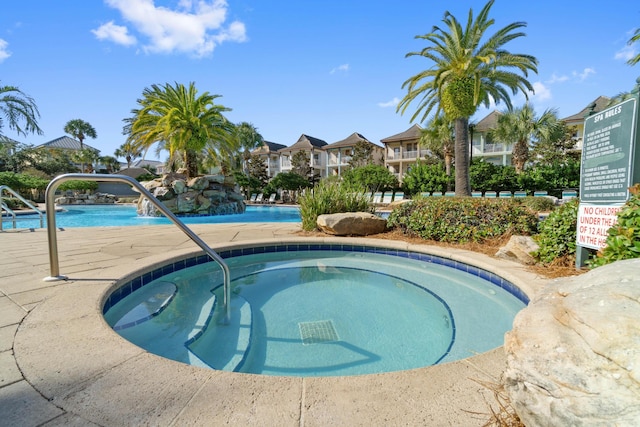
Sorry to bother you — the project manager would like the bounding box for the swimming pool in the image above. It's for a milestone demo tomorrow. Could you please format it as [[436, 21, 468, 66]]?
[[103, 242, 527, 377], [10, 204, 300, 228]]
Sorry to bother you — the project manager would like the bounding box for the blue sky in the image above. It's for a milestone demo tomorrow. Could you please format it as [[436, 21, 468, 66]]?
[[1, 0, 639, 161]]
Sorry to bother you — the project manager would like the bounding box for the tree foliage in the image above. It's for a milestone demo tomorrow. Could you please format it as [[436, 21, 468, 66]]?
[[401, 161, 451, 195], [342, 164, 398, 194], [397, 0, 537, 196], [0, 82, 43, 137]]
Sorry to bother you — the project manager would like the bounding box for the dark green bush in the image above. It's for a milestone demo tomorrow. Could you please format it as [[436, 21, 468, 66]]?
[[589, 184, 640, 267], [387, 197, 538, 243], [298, 180, 373, 231], [58, 180, 99, 192], [518, 196, 555, 212], [532, 199, 579, 264]]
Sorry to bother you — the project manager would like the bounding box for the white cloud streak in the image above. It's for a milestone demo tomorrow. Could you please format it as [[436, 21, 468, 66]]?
[[330, 64, 349, 74], [0, 39, 11, 63], [94, 0, 246, 57], [92, 21, 137, 46], [615, 44, 636, 61], [573, 67, 596, 81], [378, 97, 399, 108]]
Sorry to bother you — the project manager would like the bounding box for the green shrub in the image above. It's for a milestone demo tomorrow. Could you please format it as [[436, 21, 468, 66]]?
[[58, 180, 99, 192], [518, 196, 555, 212], [533, 199, 579, 264], [589, 184, 640, 267], [298, 180, 373, 231], [387, 197, 538, 243]]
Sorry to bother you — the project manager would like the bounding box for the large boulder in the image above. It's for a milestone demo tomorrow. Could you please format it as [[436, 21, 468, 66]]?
[[503, 259, 640, 426], [495, 235, 539, 265], [317, 212, 387, 236]]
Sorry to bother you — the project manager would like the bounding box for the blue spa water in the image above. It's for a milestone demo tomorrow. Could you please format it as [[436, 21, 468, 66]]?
[[9, 204, 300, 228], [104, 248, 526, 377]]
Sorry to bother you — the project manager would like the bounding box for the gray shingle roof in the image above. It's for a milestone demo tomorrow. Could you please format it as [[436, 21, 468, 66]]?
[[380, 124, 422, 143], [473, 110, 502, 132], [278, 134, 328, 152], [37, 136, 100, 153], [325, 132, 375, 149], [561, 96, 611, 123], [252, 140, 287, 155]]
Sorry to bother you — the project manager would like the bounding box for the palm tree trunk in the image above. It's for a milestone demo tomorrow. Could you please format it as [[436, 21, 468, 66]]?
[[454, 117, 471, 196], [185, 149, 199, 179]]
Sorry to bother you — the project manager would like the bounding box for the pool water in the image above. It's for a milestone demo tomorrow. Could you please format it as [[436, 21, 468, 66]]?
[[104, 248, 526, 377], [10, 204, 300, 228]]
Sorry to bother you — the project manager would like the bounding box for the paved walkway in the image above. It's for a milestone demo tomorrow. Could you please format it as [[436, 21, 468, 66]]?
[[1, 223, 549, 426]]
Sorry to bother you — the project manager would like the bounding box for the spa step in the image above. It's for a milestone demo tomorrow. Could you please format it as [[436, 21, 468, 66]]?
[[108, 281, 177, 330], [187, 294, 252, 372]]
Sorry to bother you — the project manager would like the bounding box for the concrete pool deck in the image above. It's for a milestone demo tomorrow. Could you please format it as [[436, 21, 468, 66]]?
[[1, 223, 550, 426]]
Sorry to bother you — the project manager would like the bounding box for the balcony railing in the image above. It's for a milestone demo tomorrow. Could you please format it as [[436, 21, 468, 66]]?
[[472, 143, 512, 154]]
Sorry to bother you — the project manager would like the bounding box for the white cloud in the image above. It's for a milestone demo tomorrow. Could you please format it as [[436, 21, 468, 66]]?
[[530, 81, 552, 102], [96, 0, 247, 57], [615, 44, 636, 62], [377, 97, 400, 108], [330, 64, 349, 74], [546, 73, 569, 84], [0, 39, 11, 63], [573, 67, 596, 81], [92, 21, 137, 46]]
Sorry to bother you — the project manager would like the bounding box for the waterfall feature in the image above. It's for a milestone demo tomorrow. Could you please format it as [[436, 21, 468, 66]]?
[[138, 198, 158, 217]]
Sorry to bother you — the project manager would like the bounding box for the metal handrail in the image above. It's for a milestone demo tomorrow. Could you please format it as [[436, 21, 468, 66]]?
[[43, 173, 232, 323], [0, 185, 44, 230], [1, 201, 17, 230]]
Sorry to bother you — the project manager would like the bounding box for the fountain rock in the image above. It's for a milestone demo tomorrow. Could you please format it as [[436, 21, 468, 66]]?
[[137, 173, 245, 217], [503, 258, 640, 426], [495, 235, 539, 265]]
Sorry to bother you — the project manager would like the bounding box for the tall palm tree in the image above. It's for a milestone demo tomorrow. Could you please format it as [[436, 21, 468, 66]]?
[[491, 103, 561, 173], [125, 82, 233, 179], [0, 83, 43, 137], [397, 0, 537, 196], [234, 122, 264, 174], [114, 141, 143, 169], [64, 119, 97, 173]]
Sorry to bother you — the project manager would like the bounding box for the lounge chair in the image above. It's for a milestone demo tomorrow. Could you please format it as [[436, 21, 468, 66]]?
[[471, 191, 483, 198], [371, 192, 383, 204], [381, 192, 393, 204], [267, 193, 277, 204], [444, 191, 456, 197], [249, 193, 257, 203], [432, 192, 443, 197], [514, 191, 527, 198], [255, 193, 264, 203], [420, 192, 431, 198], [562, 190, 578, 199], [484, 191, 497, 198], [499, 191, 512, 198], [393, 192, 405, 202], [533, 191, 548, 197]]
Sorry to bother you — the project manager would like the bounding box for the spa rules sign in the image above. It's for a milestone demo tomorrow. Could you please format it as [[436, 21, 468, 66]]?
[[577, 97, 638, 250]]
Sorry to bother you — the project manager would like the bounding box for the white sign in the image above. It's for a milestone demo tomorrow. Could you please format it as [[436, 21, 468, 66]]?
[[576, 203, 623, 249]]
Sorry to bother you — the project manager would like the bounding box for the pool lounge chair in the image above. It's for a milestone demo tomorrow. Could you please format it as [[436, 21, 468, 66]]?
[[267, 193, 277, 204], [255, 193, 264, 203], [471, 191, 483, 198], [249, 193, 257, 203], [393, 192, 405, 202], [371, 192, 383, 204], [484, 191, 497, 198], [562, 190, 578, 199], [444, 191, 456, 197], [499, 191, 512, 198], [381, 192, 393, 204], [514, 191, 527, 198], [533, 191, 548, 197]]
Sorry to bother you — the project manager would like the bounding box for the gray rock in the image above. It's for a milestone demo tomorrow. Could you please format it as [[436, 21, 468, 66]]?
[[495, 235, 539, 265], [317, 212, 387, 236], [503, 259, 640, 426]]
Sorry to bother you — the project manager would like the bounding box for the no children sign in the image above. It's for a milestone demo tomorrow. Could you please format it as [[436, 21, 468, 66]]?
[[576, 204, 622, 249]]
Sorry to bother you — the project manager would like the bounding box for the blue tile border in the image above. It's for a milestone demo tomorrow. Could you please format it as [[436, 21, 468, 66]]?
[[103, 243, 529, 314]]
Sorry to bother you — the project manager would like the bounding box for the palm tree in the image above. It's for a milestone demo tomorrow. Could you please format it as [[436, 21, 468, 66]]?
[[114, 141, 143, 169], [627, 28, 640, 66], [234, 122, 264, 174], [491, 103, 561, 173], [0, 83, 43, 137], [419, 115, 455, 178], [125, 82, 233, 179], [397, 0, 537, 196], [64, 119, 97, 173]]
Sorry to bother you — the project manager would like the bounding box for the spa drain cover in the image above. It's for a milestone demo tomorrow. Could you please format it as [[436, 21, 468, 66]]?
[[298, 320, 339, 345]]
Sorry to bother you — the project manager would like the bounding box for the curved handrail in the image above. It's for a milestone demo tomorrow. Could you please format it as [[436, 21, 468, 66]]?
[[44, 173, 232, 323], [0, 185, 44, 229], [1, 201, 17, 230]]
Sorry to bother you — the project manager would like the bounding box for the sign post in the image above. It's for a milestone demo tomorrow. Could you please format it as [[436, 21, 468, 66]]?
[[576, 78, 640, 267]]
